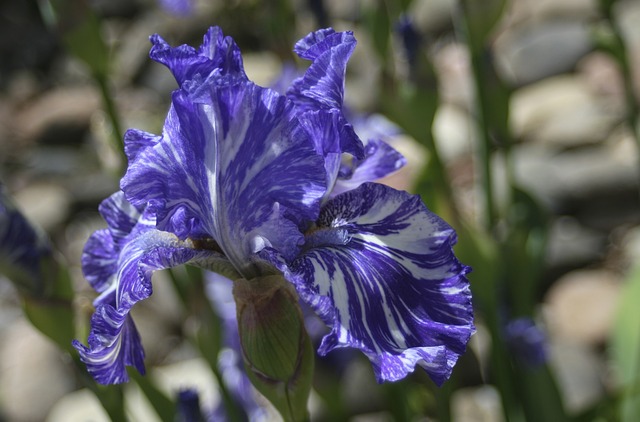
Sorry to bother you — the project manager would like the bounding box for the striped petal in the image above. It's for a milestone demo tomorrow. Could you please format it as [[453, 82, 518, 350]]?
[[149, 26, 246, 87], [74, 193, 231, 384], [332, 139, 406, 197], [122, 81, 326, 277], [288, 28, 363, 161], [287, 183, 474, 384]]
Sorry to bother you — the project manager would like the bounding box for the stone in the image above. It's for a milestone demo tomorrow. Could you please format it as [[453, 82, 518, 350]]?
[[546, 339, 605, 413], [12, 182, 72, 233], [433, 103, 476, 163], [545, 216, 608, 273], [12, 86, 100, 146], [510, 75, 620, 147], [433, 42, 474, 108], [513, 133, 639, 221], [46, 389, 110, 422], [494, 20, 593, 85], [0, 319, 74, 422], [544, 269, 621, 345], [451, 385, 504, 422]]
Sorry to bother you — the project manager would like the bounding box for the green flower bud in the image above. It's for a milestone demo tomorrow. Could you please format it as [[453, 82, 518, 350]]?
[[233, 275, 314, 422]]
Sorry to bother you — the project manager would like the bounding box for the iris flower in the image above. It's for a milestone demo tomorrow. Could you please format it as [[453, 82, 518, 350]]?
[[73, 27, 474, 387]]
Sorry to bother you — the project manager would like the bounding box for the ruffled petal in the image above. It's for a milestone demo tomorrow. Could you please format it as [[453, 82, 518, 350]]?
[[75, 193, 232, 384], [75, 226, 229, 384], [332, 139, 406, 196], [287, 183, 474, 384], [149, 26, 246, 86], [288, 29, 363, 160], [122, 81, 327, 276]]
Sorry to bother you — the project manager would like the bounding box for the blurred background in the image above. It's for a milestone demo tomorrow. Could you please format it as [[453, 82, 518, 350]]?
[[1, 0, 640, 421]]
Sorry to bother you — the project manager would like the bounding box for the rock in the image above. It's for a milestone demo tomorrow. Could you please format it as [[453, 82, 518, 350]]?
[[544, 269, 621, 345], [546, 339, 606, 413], [243, 52, 282, 87], [621, 225, 640, 264], [152, 358, 220, 413], [12, 182, 72, 233], [494, 20, 593, 85], [0, 318, 74, 422], [46, 389, 110, 422], [508, 0, 598, 22], [451, 385, 504, 422], [510, 75, 621, 147], [408, 0, 456, 34], [545, 217, 608, 274], [576, 52, 625, 108], [12, 86, 100, 146], [434, 103, 476, 163], [47, 384, 161, 422], [513, 132, 639, 224], [433, 42, 474, 108]]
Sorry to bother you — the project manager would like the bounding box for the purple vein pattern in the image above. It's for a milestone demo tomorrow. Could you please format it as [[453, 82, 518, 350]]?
[[74, 26, 474, 387]]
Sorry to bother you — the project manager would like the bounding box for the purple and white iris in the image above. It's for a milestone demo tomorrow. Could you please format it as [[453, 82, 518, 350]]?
[[73, 26, 474, 387]]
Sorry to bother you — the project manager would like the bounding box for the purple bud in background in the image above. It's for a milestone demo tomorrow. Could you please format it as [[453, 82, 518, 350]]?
[[175, 389, 205, 422], [158, 0, 193, 16], [505, 318, 548, 368]]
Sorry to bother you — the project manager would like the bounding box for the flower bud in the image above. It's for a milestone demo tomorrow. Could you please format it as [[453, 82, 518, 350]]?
[[233, 275, 313, 421]]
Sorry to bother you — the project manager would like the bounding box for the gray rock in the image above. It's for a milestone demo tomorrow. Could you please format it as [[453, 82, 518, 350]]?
[[451, 385, 504, 422], [12, 182, 72, 233], [546, 339, 606, 413], [510, 75, 621, 148], [0, 319, 74, 422], [545, 216, 607, 273], [494, 20, 593, 85], [513, 134, 639, 226], [12, 86, 100, 146], [545, 269, 621, 345]]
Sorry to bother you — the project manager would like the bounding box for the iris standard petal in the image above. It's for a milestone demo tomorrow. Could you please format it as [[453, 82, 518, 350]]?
[[289, 183, 474, 384], [150, 26, 246, 87], [288, 29, 363, 160], [122, 81, 326, 276]]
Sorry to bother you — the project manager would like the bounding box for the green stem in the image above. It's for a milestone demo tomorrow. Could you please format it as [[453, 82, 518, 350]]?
[[95, 74, 126, 171], [458, 3, 497, 231]]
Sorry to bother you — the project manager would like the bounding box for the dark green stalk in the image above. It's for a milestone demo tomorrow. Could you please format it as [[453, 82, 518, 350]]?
[[95, 74, 126, 170], [458, 3, 498, 231]]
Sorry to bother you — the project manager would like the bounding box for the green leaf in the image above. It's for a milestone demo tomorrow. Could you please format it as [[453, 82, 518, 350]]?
[[504, 187, 550, 315], [459, 0, 507, 53], [611, 264, 640, 421], [234, 276, 314, 421], [44, 0, 110, 78], [22, 261, 75, 353], [363, 0, 391, 62]]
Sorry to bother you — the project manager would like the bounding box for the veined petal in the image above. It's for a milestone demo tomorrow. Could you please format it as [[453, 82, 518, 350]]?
[[149, 26, 246, 86], [75, 193, 231, 384], [122, 81, 327, 276], [288, 183, 474, 384], [288, 29, 363, 160], [332, 139, 406, 197]]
